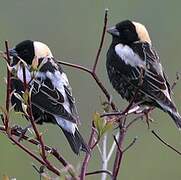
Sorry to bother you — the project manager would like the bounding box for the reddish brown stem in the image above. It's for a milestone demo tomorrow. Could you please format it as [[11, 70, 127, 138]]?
[[91, 73, 116, 110], [58, 9, 117, 111], [4, 41, 11, 129], [92, 9, 108, 73], [58, 60, 117, 111], [85, 169, 112, 178], [152, 130, 181, 156], [0, 125, 77, 178], [21, 64, 63, 176], [112, 128, 126, 180], [9, 135, 60, 176], [80, 125, 96, 180], [22, 64, 47, 159]]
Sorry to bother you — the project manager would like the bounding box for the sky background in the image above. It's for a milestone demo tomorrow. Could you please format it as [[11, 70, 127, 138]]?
[[0, 0, 181, 179]]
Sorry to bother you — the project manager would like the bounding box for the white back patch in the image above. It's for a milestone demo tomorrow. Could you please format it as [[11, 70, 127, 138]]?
[[115, 44, 146, 68], [34, 41, 53, 59], [132, 22, 151, 44]]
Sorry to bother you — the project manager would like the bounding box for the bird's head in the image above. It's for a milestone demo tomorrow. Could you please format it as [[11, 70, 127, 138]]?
[[9, 40, 53, 65], [107, 20, 151, 45]]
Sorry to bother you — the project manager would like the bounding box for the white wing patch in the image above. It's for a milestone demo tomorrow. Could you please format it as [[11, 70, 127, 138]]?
[[45, 71, 71, 114], [115, 44, 146, 68]]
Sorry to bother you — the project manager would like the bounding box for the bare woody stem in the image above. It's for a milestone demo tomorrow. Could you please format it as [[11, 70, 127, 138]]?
[[152, 130, 181, 156], [92, 9, 108, 73], [80, 125, 96, 180], [0, 125, 77, 178], [9, 135, 60, 176], [21, 64, 64, 176], [58, 9, 117, 111], [4, 41, 11, 129], [112, 128, 126, 180]]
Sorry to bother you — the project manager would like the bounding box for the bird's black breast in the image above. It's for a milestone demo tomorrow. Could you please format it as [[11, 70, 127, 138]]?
[[106, 44, 139, 101]]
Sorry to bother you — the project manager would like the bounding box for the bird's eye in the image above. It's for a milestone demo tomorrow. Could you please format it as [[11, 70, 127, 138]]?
[[122, 28, 130, 33], [23, 49, 29, 54]]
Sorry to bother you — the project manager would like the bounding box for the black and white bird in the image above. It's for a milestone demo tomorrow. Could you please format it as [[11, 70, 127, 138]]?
[[106, 20, 181, 128], [9, 40, 89, 154]]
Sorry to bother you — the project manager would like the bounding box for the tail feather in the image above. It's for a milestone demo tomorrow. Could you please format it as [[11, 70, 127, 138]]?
[[157, 100, 181, 129], [61, 128, 90, 155], [167, 111, 181, 129]]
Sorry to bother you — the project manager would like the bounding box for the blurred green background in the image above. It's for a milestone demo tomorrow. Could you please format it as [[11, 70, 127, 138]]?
[[0, 0, 181, 179]]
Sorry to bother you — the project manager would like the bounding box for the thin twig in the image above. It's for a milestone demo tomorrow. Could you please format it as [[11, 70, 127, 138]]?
[[80, 126, 96, 180], [58, 60, 92, 74], [58, 60, 117, 111], [57, 10, 117, 111], [0, 125, 77, 177], [4, 41, 11, 130], [123, 137, 138, 153], [112, 128, 126, 180], [22, 64, 47, 160], [92, 9, 108, 73], [107, 132, 119, 162], [1, 42, 78, 178], [151, 130, 181, 156], [113, 134, 122, 153], [85, 170, 112, 178]]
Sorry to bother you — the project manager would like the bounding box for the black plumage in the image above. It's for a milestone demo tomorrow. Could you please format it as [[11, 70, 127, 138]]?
[[10, 40, 89, 154], [106, 20, 181, 128]]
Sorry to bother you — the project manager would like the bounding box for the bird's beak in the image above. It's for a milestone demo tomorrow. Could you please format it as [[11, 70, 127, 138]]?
[[107, 26, 120, 36], [8, 48, 18, 57]]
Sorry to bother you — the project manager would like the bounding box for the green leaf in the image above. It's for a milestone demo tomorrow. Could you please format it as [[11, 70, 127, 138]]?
[[93, 112, 104, 137], [101, 122, 113, 136]]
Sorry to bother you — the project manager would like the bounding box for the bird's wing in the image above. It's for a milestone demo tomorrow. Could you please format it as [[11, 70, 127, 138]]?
[[115, 42, 172, 104], [64, 84, 79, 121], [31, 74, 76, 124], [141, 43, 171, 99]]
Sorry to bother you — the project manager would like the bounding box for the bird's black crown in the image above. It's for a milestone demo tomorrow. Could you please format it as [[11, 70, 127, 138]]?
[[108, 20, 139, 45], [14, 40, 35, 64]]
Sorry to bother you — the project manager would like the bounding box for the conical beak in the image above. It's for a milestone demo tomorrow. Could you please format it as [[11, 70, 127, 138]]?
[[107, 26, 120, 36], [8, 48, 18, 57]]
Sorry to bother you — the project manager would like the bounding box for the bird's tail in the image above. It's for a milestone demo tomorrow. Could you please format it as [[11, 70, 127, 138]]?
[[167, 111, 181, 129], [61, 128, 90, 155], [157, 100, 181, 129]]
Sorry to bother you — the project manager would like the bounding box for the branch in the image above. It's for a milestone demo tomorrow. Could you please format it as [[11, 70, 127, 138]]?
[[80, 125, 96, 180], [0, 125, 77, 177], [9, 135, 60, 176], [92, 9, 108, 73], [85, 170, 112, 178], [1, 42, 79, 179], [58, 9, 117, 111], [112, 128, 126, 180], [4, 41, 11, 130], [123, 137, 138, 153], [151, 130, 181, 156], [106, 132, 119, 162]]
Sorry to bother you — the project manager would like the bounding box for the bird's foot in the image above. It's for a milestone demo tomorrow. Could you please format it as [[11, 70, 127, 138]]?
[[11, 124, 30, 142], [143, 107, 154, 129]]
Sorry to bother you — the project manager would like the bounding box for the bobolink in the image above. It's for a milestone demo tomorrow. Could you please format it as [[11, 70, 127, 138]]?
[[106, 20, 181, 128], [9, 40, 89, 154]]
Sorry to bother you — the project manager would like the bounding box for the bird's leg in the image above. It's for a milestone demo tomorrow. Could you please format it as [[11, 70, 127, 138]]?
[[143, 107, 154, 129]]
